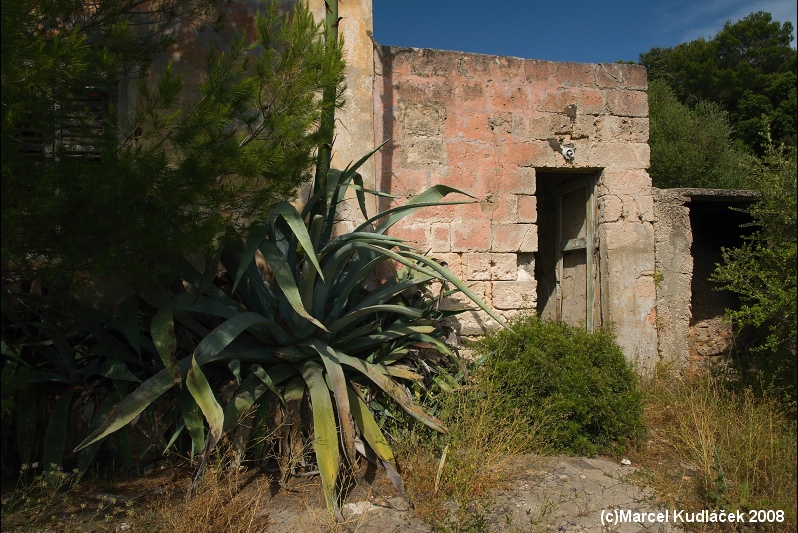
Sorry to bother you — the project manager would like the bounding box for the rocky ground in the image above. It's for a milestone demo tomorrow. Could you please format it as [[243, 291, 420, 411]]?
[[260, 455, 680, 533]]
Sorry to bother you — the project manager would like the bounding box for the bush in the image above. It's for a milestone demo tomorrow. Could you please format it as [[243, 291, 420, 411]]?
[[648, 79, 757, 189], [473, 315, 645, 456], [712, 144, 797, 401]]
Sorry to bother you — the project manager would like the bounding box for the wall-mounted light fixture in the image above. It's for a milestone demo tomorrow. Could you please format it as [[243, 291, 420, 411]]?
[[548, 137, 576, 162]]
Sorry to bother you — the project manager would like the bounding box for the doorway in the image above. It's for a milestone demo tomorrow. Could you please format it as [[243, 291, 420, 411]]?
[[535, 172, 600, 330]]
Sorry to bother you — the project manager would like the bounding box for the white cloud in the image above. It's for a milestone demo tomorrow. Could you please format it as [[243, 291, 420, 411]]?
[[673, 0, 798, 45]]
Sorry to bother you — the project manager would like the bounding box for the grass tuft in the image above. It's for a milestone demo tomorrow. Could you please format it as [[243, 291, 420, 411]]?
[[634, 368, 797, 532]]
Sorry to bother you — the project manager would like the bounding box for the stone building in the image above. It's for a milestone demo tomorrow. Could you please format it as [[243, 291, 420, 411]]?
[[152, 0, 749, 372]]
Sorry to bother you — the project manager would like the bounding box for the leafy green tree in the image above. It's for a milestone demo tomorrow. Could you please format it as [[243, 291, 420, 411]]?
[[641, 11, 797, 152], [1, 0, 345, 284], [712, 144, 797, 397], [648, 79, 756, 189]]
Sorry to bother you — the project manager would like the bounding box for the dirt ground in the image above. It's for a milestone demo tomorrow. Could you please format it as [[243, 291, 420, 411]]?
[[256, 455, 679, 533], [2, 454, 681, 533]]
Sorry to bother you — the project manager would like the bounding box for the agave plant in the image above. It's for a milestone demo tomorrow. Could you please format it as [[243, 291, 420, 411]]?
[[1, 290, 157, 477], [74, 146, 506, 513]]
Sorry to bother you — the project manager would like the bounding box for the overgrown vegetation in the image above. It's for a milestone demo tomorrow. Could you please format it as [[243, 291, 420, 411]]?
[[712, 144, 797, 401], [648, 79, 756, 189], [636, 369, 797, 532], [1, 0, 344, 283], [472, 315, 645, 456], [394, 357, 552, 529], [642, 11, 796, 154]]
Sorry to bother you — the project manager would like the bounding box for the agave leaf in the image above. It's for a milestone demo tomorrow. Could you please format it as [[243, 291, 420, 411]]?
[[403, 249, 510, 329], [251, 364, 288, 403], [186, 355, 225, 474], [333, 350, 448, 434], [151, 304, 180, 385], [302, 142, 389, 221], [222, 373, 264, 430], [351, 242, 510, 330], [338, 141, 388, 184], [339, 324, 437, 353], [42, 389, 76, 470], [299, 359, 340, 514], [178, 258, 240, 307], [375, 184, 476, 233], [349, 275, 435, 311], [347, 385, 394, 463], [178, 386, 205, 455], [218, 235, 276, 317], [409, 333, 454, 356], [381, 365, 423, 381], [376, 346, 409, 366], [304, 339, 357, 466], [261, 240, 327, 332], [232, 221, 270, 292], [327, 305, 423, 334], [15, 388, 37, 466], [354, 199, 474, 235], [75, 312, 274, 452], [164, 418, 186, 453], [76, 396, 116, 479], [296, 217, 324, 326], [272, 202, 324, 281], [97, 360, 141, 382]]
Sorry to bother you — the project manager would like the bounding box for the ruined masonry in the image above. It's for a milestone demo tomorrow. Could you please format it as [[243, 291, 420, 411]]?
[[164, 0, 665, 370]]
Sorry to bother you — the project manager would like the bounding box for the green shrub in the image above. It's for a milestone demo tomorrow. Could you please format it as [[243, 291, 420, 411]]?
[[473, 315, 645, 456]]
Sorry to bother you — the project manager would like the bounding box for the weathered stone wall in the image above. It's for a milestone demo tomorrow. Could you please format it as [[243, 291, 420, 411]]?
[[652, 189, 756, 372], [374, 47, 658, 368], [652, 188, 693, 369]]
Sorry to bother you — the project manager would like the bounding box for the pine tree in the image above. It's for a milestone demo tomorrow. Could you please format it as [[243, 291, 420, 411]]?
[[1, 0, 345, 285]]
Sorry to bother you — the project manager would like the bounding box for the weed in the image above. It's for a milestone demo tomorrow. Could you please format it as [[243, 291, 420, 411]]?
[[634, 369, 797, 532], [393, 364, 551, 528]]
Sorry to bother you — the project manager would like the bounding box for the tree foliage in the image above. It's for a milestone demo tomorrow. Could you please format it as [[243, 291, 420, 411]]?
[[1, 0, 345, 283], [712, 145, 797, 396], [641, 11, 797, 152], [648, 79, 757, 189]]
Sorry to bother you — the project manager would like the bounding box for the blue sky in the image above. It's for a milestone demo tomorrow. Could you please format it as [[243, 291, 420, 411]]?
[[372, 0, 798, 64]]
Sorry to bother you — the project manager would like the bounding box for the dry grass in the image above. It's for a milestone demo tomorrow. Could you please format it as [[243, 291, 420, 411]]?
[[393, 372, 553, 531], [150, 466, 269, 533], [632, 368, 797, 532]]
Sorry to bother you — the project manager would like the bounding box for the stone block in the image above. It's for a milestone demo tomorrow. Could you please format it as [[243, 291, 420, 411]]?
[[527, 114, 573, 140], [519, 224, 538, 252], [511, 166, 537, 195], [448, 309, 500, 336], [389, 224, 429, 248], [399, 137, 447, 167], [595, 63, 648, 90], [463, 253, 491, 280], [430, 224, 451, 252], [498, 140, 551, 169], [517, 253, 535, 281], [599, 168, 652, 196], [489, 84, 531, 111], [593, 116, 649, 143], [463, 253, 517, 281], [490, 253, 518, 280], [452, 220, 491, 252], [483, 193, 517, 223], [517, 195, 537, 223], [604, 89, 648, 117], [491, 223, 537, 253], [586, 142, 650, 169], [599, 194, 623, 223], [427, 252, 465, 279], [493, 281, 537, 310]]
